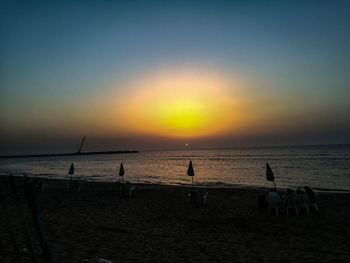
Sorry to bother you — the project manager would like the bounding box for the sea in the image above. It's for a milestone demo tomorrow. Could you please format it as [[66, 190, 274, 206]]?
[[1, 145, 350, 192]]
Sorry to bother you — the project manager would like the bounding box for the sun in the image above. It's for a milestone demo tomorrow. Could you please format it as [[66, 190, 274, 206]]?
[[154, 99, 208, 135]]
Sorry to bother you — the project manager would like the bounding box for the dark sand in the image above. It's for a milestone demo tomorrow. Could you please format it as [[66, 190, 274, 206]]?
[[1, 178, 350, 262]]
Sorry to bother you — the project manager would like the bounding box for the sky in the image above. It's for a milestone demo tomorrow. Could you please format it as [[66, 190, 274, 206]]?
[[1, 0, 350, 154]]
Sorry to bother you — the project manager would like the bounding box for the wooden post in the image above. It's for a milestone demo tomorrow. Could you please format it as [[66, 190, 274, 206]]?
[[69, 173, 73, 192], [273, 181, 277, 192], [0, 181, 20, 259], [8, 175, 35, 263], [24, 177, 54, 263]]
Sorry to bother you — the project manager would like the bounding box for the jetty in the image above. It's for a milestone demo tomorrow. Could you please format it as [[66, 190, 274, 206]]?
[[0, 136, 139, 158]]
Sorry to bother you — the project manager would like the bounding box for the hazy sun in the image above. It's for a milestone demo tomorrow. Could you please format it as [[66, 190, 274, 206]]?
[[119, 69, 235, 137]]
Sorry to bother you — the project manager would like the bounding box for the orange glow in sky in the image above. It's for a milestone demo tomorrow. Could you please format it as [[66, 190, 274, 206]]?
[[66, 66, 317, 141]]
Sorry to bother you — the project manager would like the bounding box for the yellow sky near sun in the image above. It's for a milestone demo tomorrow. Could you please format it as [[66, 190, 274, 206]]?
[[84, 67, 301, 139], [116, 70, 238, 137]]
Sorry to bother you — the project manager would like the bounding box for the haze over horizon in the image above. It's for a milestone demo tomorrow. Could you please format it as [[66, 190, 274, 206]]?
[[1, 0, 350, 154]]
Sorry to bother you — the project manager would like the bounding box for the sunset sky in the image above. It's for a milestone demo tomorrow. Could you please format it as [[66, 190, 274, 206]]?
[[1, 0, 350, 154]]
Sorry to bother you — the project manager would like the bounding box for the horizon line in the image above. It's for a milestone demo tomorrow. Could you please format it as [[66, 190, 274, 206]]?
[[138, 142, 350, 152]]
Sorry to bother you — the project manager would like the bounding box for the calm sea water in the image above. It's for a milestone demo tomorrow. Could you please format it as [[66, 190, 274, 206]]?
[[1, 145, 350, 191]]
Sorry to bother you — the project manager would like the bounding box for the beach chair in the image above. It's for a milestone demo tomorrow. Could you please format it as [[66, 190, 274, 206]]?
[[129, 185, 136, 196], [266, 191, 282, 216], [188, 190, 198, 205], [125, 181, 135, 196], [116, 182, 127, 196], [36, 179, 49, 193], [304, 186, 319, 212], [116, 181, 134, 197], [296, 190, 310, 215], [203, 192, 209, 206], [285, 189, 298, 216]]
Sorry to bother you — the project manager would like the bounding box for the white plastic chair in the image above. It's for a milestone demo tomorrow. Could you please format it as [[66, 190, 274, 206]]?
[[203, 192, 208, 205], [266, 192, 281, 216], [309, 199, 319, 212], [304, 186, 319, 212], [296, 193, 310, 215], [285, 193, 299, 216]]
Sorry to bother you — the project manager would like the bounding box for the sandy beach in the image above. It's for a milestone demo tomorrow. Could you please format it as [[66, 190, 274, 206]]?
[[1, 177, 350, 262]]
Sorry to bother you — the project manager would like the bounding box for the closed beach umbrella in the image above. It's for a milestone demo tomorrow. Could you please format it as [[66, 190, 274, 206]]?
[[187, 160, 194, 176], [266, 162, 277, 191], [266, 163, 274, 181], [68, 163, 75, 192], [119, 163, 125, 182], [68, 163, 74, 175], [187, 160, 195, 187]]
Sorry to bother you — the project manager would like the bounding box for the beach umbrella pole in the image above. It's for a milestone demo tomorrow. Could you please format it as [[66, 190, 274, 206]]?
[[119, 163, 125, 184], [273, 181, 277, 192], [68, 163, 74, 192]]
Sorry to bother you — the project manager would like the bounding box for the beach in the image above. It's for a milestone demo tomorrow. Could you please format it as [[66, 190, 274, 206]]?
[[1, 178, 350, 262], [2, 1, 350, 262]]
